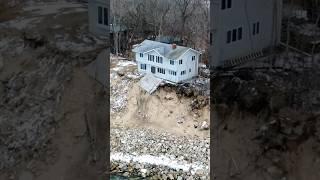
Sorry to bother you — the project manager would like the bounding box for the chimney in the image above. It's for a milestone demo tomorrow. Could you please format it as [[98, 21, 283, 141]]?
[[172, 44, 177, 49]]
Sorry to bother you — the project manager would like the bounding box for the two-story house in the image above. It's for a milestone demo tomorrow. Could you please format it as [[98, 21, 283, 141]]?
[[88, 0, 109, 37], [209, 0, 283, 68], [132, 40, 201, 83]]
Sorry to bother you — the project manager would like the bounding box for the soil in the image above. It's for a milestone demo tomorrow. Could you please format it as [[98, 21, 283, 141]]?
[[112, 83, 210, 137], [0, 1, 108, 180], [211, 67, 320, 180]]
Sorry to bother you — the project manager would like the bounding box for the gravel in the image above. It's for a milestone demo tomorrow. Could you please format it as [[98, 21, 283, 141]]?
[[111, 128, 210, 179]]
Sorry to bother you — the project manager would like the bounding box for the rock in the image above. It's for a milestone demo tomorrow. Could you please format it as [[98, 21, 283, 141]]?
[[200, 121, 209, 130], [177, 117, 184, 124], [117, 69, 125, 76], [177, 176, 183, 180], [164, 94, 174, 100], [123, 172, 129, 177], [168, 174, 174, 180], [162, 174, 167, 180], [267, 165, 284, 179], [194, 123, 198, 129]]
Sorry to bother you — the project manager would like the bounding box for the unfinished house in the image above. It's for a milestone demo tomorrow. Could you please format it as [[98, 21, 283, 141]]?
[[88, 0, 109, 36], [132, 40, 201, 83], [210, 0, 283, 68]]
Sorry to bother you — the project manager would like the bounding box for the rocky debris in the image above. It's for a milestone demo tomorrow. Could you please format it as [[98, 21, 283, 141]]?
[[200, 121, 209, 130], [110, 73, 133, 114], [199, 64, 210, 78], [190, 96, 209, 111], [111, 128, 209, 179], [0, 47, 73, 170], [164, 94, 174, 101], [175, 78, 210, 98]]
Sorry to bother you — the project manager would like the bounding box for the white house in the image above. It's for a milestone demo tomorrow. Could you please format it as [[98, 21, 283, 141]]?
[[132, 40, 201, 83], [88, 0, 109, 37], [209, 0, 283, 68]]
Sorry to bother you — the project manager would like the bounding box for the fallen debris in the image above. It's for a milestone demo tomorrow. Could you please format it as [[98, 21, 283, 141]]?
[[139, 74, 163, 94]]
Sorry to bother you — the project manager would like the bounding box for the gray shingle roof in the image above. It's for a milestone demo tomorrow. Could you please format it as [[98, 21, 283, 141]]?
[[132, 40, 198, 60]]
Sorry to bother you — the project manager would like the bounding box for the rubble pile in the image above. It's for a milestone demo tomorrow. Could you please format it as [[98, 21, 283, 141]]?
[[111, 128, 209, 179], [110, 74, 133, 114], [0, 48, 73, 170]]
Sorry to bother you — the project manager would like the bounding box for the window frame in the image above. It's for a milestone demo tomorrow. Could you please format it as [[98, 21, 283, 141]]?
[[238, 27, 242, 40], [232, 29, 237, 42], [98, 6, 103, 24], [227, 30, 231, 43]]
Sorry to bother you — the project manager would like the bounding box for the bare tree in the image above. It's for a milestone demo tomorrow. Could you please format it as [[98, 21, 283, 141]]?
[[172, 0, 198, 45]]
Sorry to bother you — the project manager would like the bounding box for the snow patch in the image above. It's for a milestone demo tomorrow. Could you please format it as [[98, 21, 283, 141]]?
[[111, 152, 208, 174]]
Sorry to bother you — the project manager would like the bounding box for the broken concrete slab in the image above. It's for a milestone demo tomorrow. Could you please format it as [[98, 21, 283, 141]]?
[[85, 49, 108, 86], [139, 74, 163, 94]]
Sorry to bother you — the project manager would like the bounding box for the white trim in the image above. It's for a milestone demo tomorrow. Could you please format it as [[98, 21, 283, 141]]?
[[143, 49, 164, 57], [174, 48, 201, 61]]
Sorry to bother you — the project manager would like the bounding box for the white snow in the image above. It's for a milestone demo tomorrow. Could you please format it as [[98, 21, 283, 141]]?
[[117, 60, 136, 67], [111, 152, 208, 174]]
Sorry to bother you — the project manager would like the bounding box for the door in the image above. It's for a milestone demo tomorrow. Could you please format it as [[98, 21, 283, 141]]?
[[151, 66, 155, 74]]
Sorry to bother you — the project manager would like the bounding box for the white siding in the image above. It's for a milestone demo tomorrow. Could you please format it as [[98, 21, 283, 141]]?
[[88, 0, 109, 37], [136, 49, 199, 83], [210, 0, 282, 67]]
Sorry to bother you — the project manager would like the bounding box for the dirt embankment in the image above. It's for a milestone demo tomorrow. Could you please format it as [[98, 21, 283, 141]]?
[[0, 1, 108, 179], [212, 68, 320, 180], [110, 56, 210, 138]]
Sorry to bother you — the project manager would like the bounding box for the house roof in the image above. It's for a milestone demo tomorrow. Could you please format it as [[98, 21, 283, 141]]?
[[132, 40, 200, 60]]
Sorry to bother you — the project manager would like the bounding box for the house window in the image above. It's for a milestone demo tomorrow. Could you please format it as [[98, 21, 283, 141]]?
[[227, 0, 232, 8], [210, 33, 213, 45], [232, 29, 237, 42], [149, 55, 154, 62], [189, 68, 191, 72], [221, 0, 226, 9], [221, 0, 232, 9], [170, 60, 174, 65], [181, 70, 186, 75], [192, 56, 195, 61], [253, 22, 260, 35], [157, 68, 165, 74], [238, 27, 242, 40], [140, 53, 143, 57], [98, 7, 103, 24], [156, 57, 163, 63], [103, 8, 108, 25], [179, 59, 183, 64], [227, 27, 242, 43], [169, 71, 177, 76], [140, 64, 146, 70], [227, 31, 231, 43]]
